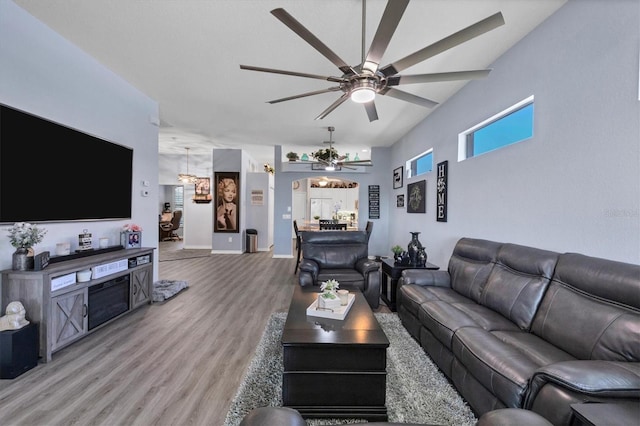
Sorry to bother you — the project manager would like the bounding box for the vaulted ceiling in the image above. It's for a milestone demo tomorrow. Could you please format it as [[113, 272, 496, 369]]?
[[15, 0, 566, 165]]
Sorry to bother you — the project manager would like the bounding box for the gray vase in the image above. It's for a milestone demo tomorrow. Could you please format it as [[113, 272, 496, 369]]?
[[407, 232, 423, 266], [12, 247, 33, 271]]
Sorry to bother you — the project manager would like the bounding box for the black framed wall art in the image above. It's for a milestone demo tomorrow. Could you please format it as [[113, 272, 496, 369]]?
[[393, 166, 403, 189], [407, 180, 426, 214], [396, 194, 405, 208], [214, 172, 239, 233]]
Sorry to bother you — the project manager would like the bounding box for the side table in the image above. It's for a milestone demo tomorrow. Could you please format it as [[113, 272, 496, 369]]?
[[380, 258, 439, 311]]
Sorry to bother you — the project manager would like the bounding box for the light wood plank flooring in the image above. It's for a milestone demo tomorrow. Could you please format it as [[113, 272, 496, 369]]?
[[0, 242, 389, 426]]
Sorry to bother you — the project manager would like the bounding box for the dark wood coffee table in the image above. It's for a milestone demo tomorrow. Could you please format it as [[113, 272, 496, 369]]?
[[281, 285, 390, 421], [381, 258, 439, 311]]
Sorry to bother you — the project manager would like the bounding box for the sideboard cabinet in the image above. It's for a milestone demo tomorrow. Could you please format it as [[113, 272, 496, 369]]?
[[1, 247, 154, 362]]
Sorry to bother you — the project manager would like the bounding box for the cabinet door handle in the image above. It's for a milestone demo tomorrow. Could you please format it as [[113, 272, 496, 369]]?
[[83, 304, 88, 318]]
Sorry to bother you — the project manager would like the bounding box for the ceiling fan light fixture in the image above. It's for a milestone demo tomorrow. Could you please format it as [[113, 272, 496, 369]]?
[[325, 164, 335, 171], [351, 87, 376, 103], [350, 79, 377, 103]]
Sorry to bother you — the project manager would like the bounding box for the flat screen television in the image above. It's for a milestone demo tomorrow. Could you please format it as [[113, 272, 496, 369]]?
[[0, 103, 133, 223]]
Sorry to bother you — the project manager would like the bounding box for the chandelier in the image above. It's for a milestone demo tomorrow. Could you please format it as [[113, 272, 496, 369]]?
[[178, 147, 198, 184]]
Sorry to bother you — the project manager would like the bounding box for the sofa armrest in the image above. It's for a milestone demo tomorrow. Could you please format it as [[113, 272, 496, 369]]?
[[400, 269, 451, 288], [524, 361, 640, 425], [298, 258, 319, 287], [355, 258, 379, 274]]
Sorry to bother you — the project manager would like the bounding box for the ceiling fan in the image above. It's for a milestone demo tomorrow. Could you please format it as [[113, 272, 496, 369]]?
[[313, 126, 373, 171], [240, 0, 504, 122]]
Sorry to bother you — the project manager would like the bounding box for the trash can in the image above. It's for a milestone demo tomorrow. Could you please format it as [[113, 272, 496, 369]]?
[[246, 229, 258, 253]]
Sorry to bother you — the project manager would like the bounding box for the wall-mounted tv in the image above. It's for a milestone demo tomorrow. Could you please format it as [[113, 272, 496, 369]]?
[[0, 103, 133, 223]]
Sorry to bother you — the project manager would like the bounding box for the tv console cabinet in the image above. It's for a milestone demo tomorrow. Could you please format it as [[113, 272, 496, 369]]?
[[1, 247, 154, 362]]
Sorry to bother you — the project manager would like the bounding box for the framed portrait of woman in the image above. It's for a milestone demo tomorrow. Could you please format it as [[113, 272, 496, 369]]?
[[214, 172, 240, 233]]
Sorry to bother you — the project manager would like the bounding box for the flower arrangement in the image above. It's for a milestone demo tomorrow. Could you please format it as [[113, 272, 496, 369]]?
[[333, 201, 342, 217], [7, 222, 47, 249], [391, 245, 403, 255], [263, 163, 275, 174], [122, 223, 143, 232], [321, 279, 340, 292]]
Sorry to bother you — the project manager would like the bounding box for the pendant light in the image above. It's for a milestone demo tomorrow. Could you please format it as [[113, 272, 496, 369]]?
[[178, 147, 198, 184]]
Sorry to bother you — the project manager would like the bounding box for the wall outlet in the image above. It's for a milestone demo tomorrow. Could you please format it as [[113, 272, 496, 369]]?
[[228, 237, 232, 242]]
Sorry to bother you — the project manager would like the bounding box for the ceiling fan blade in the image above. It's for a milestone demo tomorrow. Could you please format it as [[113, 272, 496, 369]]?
[[268, 87, 342, 104], [362, 0, 410, 73], [387, 69, 492, 86], [364, 100, 379, 122], [240, 65, 345, 83], [271, 8, 358, 76], [315, 93, 350, 120], [381, 87, 439, 108], [341, 160, 373, 166], [379, 12, 505, 77]]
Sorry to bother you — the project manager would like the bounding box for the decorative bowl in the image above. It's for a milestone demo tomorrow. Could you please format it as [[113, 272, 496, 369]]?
[[76, 269, 92, 282]]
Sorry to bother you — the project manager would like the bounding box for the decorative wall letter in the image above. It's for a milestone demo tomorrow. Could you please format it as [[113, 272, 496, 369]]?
[[436, 161, 448, 222]]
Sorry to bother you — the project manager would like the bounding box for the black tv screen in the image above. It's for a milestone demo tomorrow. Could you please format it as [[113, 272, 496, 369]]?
[[0, 103, 133, 223]]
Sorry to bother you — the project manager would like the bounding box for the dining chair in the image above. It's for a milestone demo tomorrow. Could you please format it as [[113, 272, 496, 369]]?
[[365, 220, 373, 242], [293, 220, 302, 274]]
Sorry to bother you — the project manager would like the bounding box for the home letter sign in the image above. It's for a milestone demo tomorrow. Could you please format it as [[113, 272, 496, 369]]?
[[436, 161, 448, 222]]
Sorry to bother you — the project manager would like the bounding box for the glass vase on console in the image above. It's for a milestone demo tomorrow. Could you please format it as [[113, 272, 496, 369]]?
[[407, 232, 423, 266]]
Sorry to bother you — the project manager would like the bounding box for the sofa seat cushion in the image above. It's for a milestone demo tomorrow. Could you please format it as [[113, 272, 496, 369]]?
[[452, 327, 575, 408], [317, 269, 364, 286], [400, 284, 472, 317], [418, 301, 520, 350]]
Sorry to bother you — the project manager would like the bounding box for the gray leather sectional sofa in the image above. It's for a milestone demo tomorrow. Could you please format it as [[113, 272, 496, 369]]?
[[397, 237, 640, 425]]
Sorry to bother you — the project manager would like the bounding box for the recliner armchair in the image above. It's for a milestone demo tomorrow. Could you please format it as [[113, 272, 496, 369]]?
[[298, 230, 380, 309]]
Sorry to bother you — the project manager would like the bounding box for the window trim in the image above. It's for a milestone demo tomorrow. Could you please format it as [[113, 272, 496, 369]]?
[[406, 148, 434, 179], [458, 95, 534, 161]]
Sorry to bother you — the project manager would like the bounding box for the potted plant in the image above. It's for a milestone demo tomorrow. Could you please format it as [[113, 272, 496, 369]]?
[[6, 222, 47, 270], [391, 245, 404, 264], [286, 152, 299, 162], [318, 279, 341, 309], [312, 147, 339, 162]]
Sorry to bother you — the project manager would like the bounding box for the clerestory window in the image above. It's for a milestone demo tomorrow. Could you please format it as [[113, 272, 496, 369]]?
[[458, 96, 534, 161]]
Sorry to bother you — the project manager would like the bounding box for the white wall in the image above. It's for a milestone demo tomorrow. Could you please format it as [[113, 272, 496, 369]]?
[[388, 0, 639, 268], [159, 152, 214, 249], [0, 1, 159, 284], [245, 172, 274, 251]]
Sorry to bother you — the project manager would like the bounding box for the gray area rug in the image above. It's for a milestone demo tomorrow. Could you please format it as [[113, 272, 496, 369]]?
[[152, 279, 188, 302], [223, 312, 477, 426]]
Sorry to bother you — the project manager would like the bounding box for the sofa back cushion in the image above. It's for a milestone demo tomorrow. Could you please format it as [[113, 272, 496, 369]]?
[[301, 230, 368, 269], [448, 238, 502, 304], [480, 243, 559, 330], [531, 253, 640, 361]]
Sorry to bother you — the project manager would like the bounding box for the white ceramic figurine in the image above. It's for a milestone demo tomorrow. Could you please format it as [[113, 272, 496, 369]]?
[[0, 301, 29, 331]]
